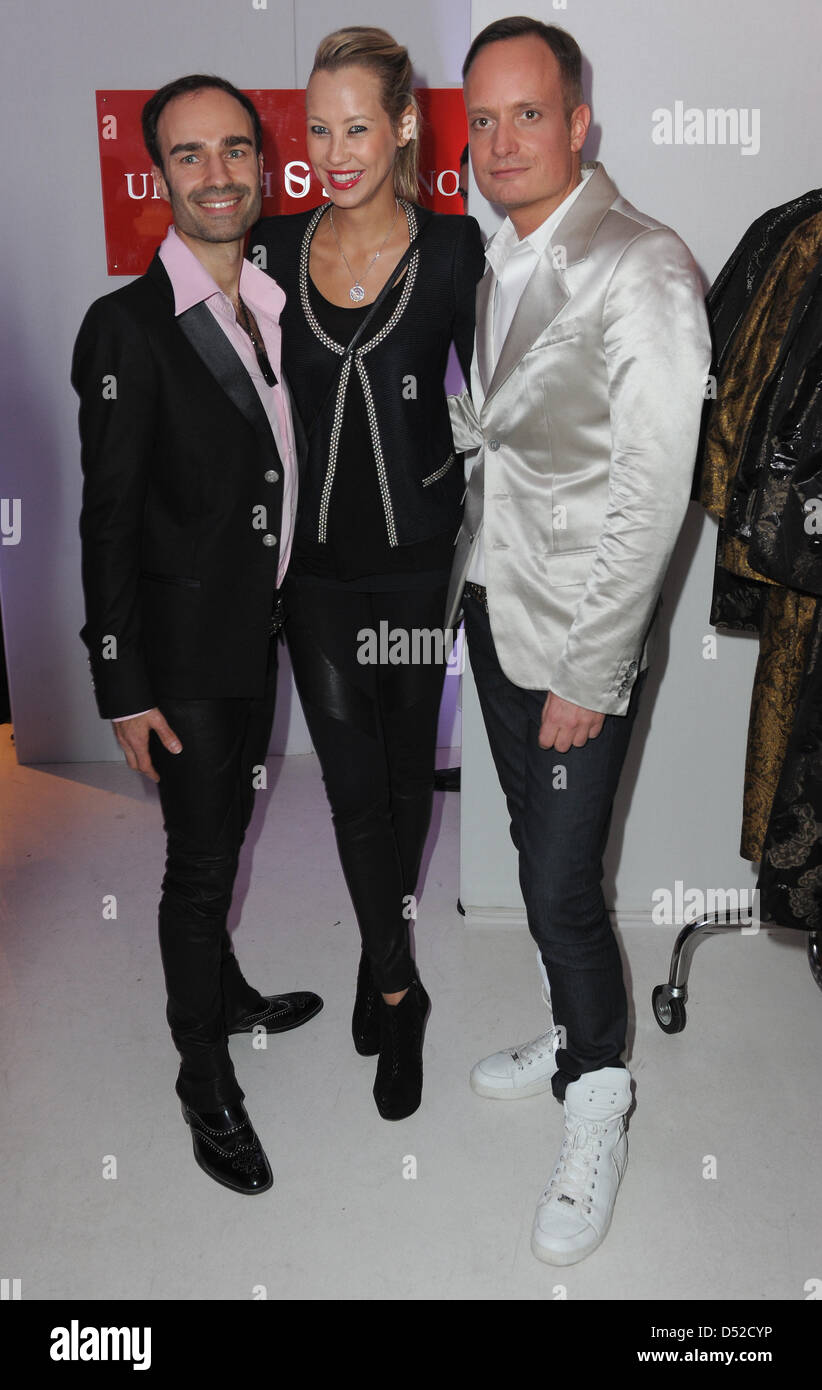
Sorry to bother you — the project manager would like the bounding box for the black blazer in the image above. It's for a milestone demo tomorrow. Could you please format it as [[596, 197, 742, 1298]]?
[[72, 253, 287, 719], [249, 202, 486, 550]]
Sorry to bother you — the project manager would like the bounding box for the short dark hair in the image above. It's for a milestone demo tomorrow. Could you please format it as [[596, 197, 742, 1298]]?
[[462, 17, 584, 119], [142, 74, 263, 171]]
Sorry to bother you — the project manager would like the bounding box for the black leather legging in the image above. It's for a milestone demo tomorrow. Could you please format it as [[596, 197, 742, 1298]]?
[[284, 576, 449, 992]]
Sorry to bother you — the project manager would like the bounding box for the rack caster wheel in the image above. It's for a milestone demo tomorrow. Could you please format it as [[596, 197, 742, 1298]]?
[[652, 985, 687, 1034]]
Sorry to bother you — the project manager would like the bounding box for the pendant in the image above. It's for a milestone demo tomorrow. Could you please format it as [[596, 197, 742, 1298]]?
[[349, 283, 365, 303]]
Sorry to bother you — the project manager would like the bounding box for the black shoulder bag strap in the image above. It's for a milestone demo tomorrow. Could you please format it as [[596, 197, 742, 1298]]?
[[306, 221, 427, 441]]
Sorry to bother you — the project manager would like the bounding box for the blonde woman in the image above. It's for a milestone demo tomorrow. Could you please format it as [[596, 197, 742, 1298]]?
[[252, 27, 484, 1120]]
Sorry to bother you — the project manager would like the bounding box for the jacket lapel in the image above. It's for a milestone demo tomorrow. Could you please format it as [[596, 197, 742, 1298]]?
[[176, 301, 277, 456], [482, 163, 619, 405], [483, 255, 569, 403], [475, 267, 495, 396]]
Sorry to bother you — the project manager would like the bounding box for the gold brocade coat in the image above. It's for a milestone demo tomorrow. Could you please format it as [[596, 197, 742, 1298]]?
[[699, 208, 822, 927]]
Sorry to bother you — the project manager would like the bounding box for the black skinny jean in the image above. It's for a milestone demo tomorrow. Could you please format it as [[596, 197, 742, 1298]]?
[[150, 635, 278, 1111], [284, 576, 449, 992]]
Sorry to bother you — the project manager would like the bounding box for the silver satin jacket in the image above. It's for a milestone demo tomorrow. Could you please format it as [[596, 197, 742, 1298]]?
[[446, 162, 712, 715]]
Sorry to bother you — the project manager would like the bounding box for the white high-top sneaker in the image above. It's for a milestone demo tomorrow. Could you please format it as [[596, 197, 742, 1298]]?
[[470, 1024, 561, 1098], [471, 953, 558, 1099], [531, 1067, 632, 1265]]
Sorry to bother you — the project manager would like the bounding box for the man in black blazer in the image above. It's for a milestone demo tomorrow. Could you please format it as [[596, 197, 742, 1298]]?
[[73, 74, 321, 1195]]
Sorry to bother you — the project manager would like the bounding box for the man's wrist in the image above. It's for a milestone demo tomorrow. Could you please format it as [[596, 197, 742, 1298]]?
[[112, 708, 153, 723]]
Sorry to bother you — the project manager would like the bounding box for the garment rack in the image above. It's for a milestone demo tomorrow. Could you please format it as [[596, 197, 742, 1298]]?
[[652, 913, 822, 1032]]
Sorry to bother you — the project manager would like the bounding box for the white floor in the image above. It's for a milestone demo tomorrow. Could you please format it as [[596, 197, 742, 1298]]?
[[1, 724, 820, 1302]]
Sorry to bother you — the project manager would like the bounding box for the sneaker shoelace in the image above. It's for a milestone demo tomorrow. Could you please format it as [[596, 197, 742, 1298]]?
[[510, 1029, 559, 1069], [543, 1120, 605, 1216]]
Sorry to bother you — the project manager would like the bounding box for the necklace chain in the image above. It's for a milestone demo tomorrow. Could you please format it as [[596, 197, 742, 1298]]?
[[235, 295, 277, 388], [236, 296, 259, 345], [329, 199, 401, 302]]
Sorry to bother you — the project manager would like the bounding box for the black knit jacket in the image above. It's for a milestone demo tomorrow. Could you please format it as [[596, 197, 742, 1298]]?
[[249, 201, 486, 549]]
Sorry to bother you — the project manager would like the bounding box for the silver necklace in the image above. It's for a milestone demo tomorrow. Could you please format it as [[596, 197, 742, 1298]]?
[[329, 198, 401, 302]]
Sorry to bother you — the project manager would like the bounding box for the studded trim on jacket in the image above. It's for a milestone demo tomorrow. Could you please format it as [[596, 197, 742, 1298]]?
[[298, 199, 420, 546]]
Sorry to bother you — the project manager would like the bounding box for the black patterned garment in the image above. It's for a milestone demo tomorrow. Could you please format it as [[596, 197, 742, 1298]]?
[[699, 192, 822, 929], [757, 602, 822, 930]]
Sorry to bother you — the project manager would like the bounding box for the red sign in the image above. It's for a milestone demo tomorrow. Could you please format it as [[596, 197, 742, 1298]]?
[[95, 88, 468, 276]]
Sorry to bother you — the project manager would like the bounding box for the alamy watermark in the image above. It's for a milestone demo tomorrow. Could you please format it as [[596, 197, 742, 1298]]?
[[357, 623, 463, 673], [652, 103, 760, 156], [651, 880, 760, 929]]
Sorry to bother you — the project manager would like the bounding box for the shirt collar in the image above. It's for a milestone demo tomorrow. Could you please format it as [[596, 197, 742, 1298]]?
[[485, 165, 594, 276], [157, 224, 284, 320]]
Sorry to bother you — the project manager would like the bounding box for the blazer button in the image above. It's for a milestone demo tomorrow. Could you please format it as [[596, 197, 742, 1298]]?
[[262, 533, 277, 547], [264, 469, 280, 483], [488, 439, 501, 451]]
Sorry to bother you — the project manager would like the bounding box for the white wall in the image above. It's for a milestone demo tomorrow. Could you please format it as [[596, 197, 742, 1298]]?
[[0, 0, 472, 763], [3, 0, 818, 929], [459, 0, 822, 922]]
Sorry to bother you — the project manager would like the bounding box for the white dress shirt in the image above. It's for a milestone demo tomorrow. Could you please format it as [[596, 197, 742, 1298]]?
[[465, 168, 593, 585]]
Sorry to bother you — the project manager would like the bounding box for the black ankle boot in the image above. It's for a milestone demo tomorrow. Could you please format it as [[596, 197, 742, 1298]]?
[[373, 977, 431, 1120], [352, 952, 381, 1056]]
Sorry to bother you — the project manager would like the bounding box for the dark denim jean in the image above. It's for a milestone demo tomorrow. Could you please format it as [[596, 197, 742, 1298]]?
[[464, 592, 644, 1101]]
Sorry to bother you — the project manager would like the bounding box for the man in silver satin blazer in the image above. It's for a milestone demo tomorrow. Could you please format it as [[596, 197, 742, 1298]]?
[[449, 18, 711, 1268]]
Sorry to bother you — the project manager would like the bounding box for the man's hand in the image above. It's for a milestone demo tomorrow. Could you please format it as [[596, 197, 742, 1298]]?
[[112, 709, 182, 783], [539, 691, 605, 752]]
